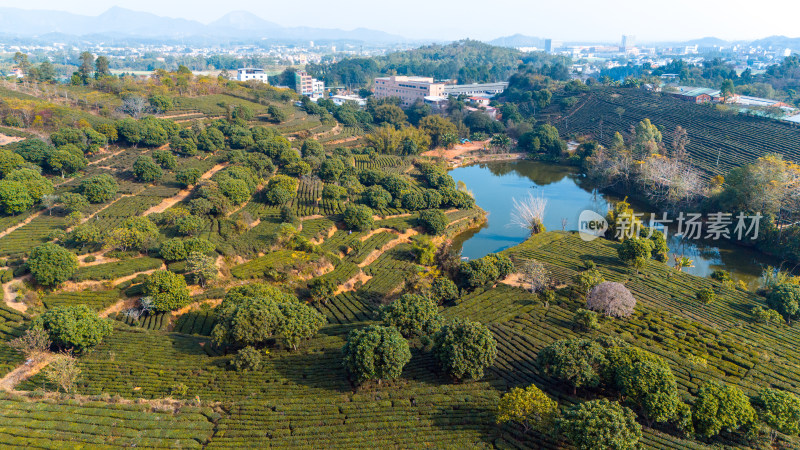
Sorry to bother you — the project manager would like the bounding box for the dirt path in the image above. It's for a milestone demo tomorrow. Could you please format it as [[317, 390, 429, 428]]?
[[58, 265, 165, 293], [421, 139, 490, 159], [98, 297, 139, 318], [0, 134, 23, 146], [334, 271, 373, 296], [88, 148, 126, 166], [141, 163, 228, 217], [0, 210, 47, 240], [2, 275, 31, 313], [358, 228, 417, 268], [0, 353, 57, 391], [324, 136, 360, 146], [78, 251, 118, 267]]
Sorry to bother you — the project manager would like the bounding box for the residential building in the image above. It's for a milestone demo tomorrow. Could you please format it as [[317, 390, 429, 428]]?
[[544, 39, 562, 54], [331, 94, 366, 107], [443, 82, 508, 97], [294, 70, 324, 99], [235, 68, 269, 83], [374, 75, 445, 107]]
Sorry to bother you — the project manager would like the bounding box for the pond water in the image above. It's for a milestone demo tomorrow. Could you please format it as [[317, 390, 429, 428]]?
[[450, 160, 779, 285]]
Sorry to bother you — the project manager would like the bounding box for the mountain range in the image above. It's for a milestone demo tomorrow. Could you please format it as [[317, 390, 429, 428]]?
[[0, 7, 409, 43]]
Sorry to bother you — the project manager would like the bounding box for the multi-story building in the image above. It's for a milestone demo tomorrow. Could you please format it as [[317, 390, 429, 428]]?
[[443, 82, 508, 97], [294, 70, 324, 99], [373, 75, 445, 107], [622, 35, 636, 50], [236, 68, 269, 83]]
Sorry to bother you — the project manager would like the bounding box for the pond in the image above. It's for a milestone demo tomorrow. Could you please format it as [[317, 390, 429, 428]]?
[[450, 160, 780, 286]]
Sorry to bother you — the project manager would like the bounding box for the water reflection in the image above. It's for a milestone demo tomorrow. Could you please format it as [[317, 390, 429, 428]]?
[[450, 160, 779, 285]]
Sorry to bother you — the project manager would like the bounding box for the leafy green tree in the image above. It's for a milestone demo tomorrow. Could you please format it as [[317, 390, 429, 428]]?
[[80, 174, 118, 203], [212, 296, 283, 347], [496, 384, 559, 433], [343, 204, 374, 231], [265, 175, 298, 205], [459, 258, 499, 289], [767, 283, 800, 321], [433, 319, 497, 381], [186, 252, 217, 287], [318, 158, 346, 182], [573, 309, 599, 331], [558, 399, 642, 450], [574, 268, 605, 297], [617, 238, 653, 273], [160, 238, 188, 261], [419, 115, 459, 148], [59, 192, 89, 213], [13, 139, 52, 164], [78, 51, 94, 82], [692, 382, 756, 438], [0, 150, 25, 177], [755, 388, 800, 436], [176, 168, 201, 187], [6, 169, 53, 203], [372, 104, 407, 128], [149, 95, 173, 112], [144, 270, 191, 312], [232, 346, 266, 371], [27, 243, 78, 286], [308, 277, 337, 304], [380, 294, 443, 337], [46, 148, 87, 177], [132, 156, 163, 183], [342, 325, 411, 384], [537, 338, 606, 394], [152, 149, 177, 169], [276, 302, 326, 350], [418, 209, 448, 235], [0, 181, 33, 214], [696, 287, 716, 307], [429, 277, 459, 305], [32, 305, 112, 352], [301, 139, 324, 158]]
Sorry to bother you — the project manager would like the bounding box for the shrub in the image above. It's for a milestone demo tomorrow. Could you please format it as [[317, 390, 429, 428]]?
[[232, 346, 267, 371], [380, 294, 443, 337], [8, 328, 51, 359], [558, 399, 642, 450], [364, 185, 392, 209], [160, 238, 187, 261], [342, 325, 411, 384], [308, 278, 337, 304], [418, 209, 448, 235], [132, 156, 163, 182], [574, 268, 604, 297], [176, 168, 201, 187], [458, 253, 512, 289], [44, 353, 81, 393], [27, 243, 78, 286], [496, 384, 558, 433], [751, 305, 785, 325], [433, 319, 497, 381], [617, 238, 653, 272], [144, 270, 191, 312], [587, 282, 636, 318], [32, 305, 112, 352], [343, 204, 374, 231], [696, 287, 716, 306], [573, 308, 599, 331]]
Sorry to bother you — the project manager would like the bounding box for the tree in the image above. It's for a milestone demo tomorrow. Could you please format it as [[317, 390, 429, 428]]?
[[720, 79, 736, 101], [27, 243, 78, 286], [7, 169, 54, 203], [301, 139, 324, 158], [573, 309, 599, 331], [132, 156, 163, 183], [343, 204, 374, 231], [78, 51, 94, 82], [308, 277, 337, 304], [587, 282, 636, 318], [364, 185, 392, 209], [417, 271, 455, 302], [7, 328, 51, 360], [380, 294, 443, 337], [318, 158, 346, 182], [80, 174, 118, 203], [617, 238, 653, 273], [58, 193, 89, 214], [418, 209, 448, 235], [276, 302, 326, 350], [94, 56, 110, 78], [433, 319, 497, 381], [186, 252, 217, 287], [496, 384, 559, 433], [176, 168, 201, 187], [521, 259, 550, 293], [696, 288, 716, 308], [0, 181, 33, 215], [0, 150, 25, 177], [692, 382, 756, 437], [152, 149, 177, 169], [144, 270, 191, 312], [510, 193, 547, 234], [574, 268, 604, 297], [44, 353, 81, 393], [558, 399, 642, 450], [767, 283, 800, 322], [232, 346, 266, 371], [32, 305, 112, 352], [537, 338, 606, 393], [419, 115, 458, 148], [212, 292, 294, 347], [372, 104, 407, 128], [342, 325, 411, 384], [755, 388, 800, 437]]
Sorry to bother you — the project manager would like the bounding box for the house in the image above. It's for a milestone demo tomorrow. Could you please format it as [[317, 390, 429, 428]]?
[[236, 68, 269, 83], [671, 87, 719, 104], [330, 94, 366, 107]]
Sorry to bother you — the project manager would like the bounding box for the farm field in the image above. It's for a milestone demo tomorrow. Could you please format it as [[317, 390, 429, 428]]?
[[546, 87, 800, 176]]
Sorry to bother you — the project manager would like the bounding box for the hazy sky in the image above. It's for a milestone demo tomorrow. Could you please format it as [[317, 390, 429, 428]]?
[[6, 0, 800, 42]]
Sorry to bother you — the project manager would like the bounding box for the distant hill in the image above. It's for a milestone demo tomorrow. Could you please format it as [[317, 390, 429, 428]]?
[[751, 35, 800, 50], [487, 34, 543, 49], [0, 6, 409, 43]]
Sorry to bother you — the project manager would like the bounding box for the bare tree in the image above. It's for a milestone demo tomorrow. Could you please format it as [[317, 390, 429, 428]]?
[[671, 126, 689, 160], [510, 193, 547, 235], [118, 96, 148, 119], [638, 155, 706, 207], [521, 259, 550, 293], [44, 352, 81, 393], [587, 281, 636, 318], [8, 328, 51, 360]]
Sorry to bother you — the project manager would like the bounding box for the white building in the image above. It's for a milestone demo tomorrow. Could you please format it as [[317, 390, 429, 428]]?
[[236, 68, 269, 83], [312, 79, 325, 98], [331, 94, 366, 107]]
